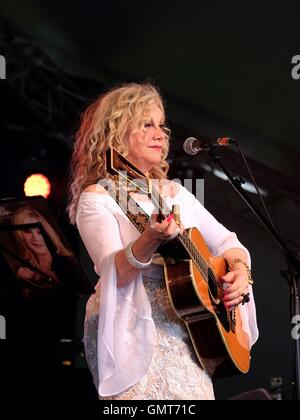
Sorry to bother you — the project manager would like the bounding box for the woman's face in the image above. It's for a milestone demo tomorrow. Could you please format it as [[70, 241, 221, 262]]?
[[126, 105, 168, 175], [21, 216, 49, 256]]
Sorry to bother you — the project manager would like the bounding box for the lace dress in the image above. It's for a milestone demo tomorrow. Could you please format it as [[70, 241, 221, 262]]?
[[84, 264, 215, 400]]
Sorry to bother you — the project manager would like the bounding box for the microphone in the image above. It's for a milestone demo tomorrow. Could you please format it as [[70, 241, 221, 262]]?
[[183, 136, 234, 155]]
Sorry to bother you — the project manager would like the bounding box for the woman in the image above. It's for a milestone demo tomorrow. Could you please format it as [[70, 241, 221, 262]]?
[[11, 207, 72, 296], [68, 83, 258, 400]]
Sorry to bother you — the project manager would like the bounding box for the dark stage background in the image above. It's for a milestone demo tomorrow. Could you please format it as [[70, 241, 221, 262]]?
[[0, 1, 300, 400]]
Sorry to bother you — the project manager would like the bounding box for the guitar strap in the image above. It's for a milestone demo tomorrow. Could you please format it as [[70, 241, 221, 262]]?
[[104, 175, 154, 235]]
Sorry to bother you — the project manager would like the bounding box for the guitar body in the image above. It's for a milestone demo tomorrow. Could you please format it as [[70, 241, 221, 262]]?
[[163, 227, 250, 379], [104, 148, 251, 379]]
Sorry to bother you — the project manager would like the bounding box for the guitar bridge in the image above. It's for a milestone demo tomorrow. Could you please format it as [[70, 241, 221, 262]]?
[[226, 308, 236, 333]]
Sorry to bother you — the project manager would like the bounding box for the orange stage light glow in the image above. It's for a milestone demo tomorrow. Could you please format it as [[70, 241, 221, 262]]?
[[24, 174, 51, 198]]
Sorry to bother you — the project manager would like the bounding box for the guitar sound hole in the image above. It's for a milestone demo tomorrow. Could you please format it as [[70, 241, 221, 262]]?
[[208, 268, 218, 300], [208, 269, 231, 333]]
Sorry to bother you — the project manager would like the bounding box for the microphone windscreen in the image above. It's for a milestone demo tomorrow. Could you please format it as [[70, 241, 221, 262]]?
[[183, 137, 198, 155]]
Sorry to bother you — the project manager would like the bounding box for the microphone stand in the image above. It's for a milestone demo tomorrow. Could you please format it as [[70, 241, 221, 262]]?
[[207, 144, 300, 400]]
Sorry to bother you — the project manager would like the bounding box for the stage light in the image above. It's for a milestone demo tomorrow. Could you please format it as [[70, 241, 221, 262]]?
[[24, 174, 51, 198]]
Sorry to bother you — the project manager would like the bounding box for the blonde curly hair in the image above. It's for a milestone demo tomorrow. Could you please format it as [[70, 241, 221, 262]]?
[[68, 83, 170, 225]]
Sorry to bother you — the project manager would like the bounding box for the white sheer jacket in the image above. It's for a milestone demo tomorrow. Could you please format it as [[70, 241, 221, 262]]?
[[76, 183, 259, 397]]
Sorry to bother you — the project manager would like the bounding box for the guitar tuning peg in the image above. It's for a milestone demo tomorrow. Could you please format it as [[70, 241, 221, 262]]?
[[172, 204, 181, 225]]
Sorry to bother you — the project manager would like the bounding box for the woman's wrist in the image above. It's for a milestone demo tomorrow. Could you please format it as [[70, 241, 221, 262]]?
[[125, 241, 153, 269], [132, 233, 160, 263], [229, 258, 254, 286]]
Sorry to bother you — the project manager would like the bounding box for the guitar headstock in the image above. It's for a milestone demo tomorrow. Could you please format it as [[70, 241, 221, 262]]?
[[106, 147, 152, 195]]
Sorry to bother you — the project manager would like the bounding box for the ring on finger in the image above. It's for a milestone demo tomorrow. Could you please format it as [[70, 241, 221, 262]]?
[[241, 292, 250, 305]]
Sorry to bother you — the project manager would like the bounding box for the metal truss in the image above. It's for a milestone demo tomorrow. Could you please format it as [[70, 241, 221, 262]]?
[[0, 18, 87, 144]]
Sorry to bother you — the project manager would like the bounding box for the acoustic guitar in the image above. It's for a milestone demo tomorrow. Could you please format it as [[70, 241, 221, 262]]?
[[105, 148, 251, 379]]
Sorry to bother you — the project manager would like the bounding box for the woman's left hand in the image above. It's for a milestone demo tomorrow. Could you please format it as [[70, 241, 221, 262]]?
[[222, 268, 249, 310]]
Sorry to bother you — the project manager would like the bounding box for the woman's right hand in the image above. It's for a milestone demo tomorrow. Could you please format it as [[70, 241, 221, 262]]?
[[143, 212, 184, 244]]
